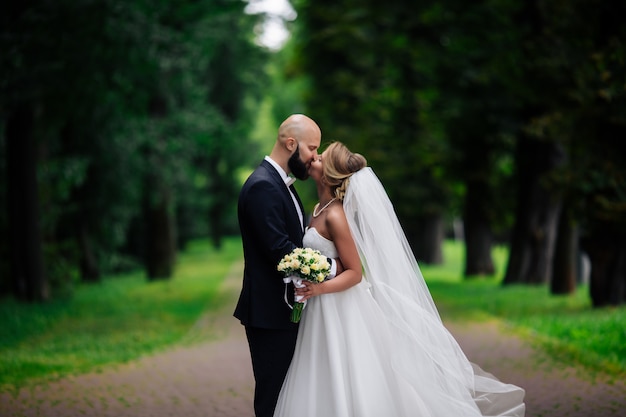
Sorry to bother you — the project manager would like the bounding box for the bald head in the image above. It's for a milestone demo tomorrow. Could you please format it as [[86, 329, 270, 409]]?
[[278, 114, 321, 145], [270, 114, 322, 178]]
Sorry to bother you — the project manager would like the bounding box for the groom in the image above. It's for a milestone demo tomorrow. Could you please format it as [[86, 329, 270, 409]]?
[[235, 114, 335, 417]]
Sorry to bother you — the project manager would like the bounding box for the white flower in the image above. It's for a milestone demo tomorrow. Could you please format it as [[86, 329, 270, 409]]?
[[277, 247, 331, 284]]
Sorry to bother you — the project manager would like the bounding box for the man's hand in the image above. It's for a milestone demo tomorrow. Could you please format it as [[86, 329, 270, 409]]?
[[325, 257, 344, 281], [334, 257, 344, 275]]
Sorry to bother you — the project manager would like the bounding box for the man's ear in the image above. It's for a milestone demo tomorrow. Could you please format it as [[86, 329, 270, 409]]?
[[286, 137, 297, 152]]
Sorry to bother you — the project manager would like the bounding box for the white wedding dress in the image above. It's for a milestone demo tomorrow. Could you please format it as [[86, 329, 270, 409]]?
[[274, 168, 525, 417]]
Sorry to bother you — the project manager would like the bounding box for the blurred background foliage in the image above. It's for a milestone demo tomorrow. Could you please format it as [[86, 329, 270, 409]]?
[[1, 0, 625, 308]]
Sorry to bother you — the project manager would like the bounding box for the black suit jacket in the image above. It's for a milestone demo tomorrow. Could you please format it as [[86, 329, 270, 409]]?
[[234, 159, 305, 330]]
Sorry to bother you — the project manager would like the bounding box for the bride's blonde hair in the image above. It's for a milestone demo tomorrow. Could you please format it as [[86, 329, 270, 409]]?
[[323, 142, 367, 201]]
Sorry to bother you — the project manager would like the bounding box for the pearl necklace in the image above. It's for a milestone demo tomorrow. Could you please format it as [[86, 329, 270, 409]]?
[[312, 198, 336, 217]]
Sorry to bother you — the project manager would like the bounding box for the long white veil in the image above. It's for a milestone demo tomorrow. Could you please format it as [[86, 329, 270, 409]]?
[[343, 167, 525, 417]]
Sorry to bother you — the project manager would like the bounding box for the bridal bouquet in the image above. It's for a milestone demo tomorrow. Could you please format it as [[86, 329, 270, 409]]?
[[277, 247, 330, 323]]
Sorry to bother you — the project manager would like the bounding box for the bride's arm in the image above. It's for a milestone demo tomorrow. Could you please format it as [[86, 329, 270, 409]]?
[[299, 206, 361, 300]]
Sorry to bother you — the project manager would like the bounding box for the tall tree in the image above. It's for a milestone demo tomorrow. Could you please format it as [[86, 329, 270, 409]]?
[[1, 0, 270, 294], [420, 0, 520, 275], [502, 0, 568, 285], [553, 0, 626, 305], [1, 1, 51, 300], [294, 0, 456, 263], [502, 0, 626, 305], [203, 3, 267, 248], [5, 104, 48, 301]]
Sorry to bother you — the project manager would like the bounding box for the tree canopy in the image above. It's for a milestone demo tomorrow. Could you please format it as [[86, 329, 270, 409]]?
[[287, 0, 626, 305], [1, 0, 268, 299], [2, 0, 625, 307]]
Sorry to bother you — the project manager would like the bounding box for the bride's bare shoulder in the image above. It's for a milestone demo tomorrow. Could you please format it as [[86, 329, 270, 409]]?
[[325, 203, 349, 233]]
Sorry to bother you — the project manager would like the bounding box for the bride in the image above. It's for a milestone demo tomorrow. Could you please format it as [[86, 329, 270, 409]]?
[[273, 142, 526, 417]]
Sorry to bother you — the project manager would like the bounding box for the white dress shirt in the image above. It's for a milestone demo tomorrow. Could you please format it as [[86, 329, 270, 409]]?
[[265, 156, 304, 230]]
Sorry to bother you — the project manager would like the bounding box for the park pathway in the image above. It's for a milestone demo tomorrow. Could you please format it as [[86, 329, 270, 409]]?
[[1, 262, 625, 417]]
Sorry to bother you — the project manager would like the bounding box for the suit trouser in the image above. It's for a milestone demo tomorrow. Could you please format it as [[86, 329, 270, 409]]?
[[245, 326, 298, 417]]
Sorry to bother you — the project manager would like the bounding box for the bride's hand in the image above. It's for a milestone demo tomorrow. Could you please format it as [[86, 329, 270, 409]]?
[[295, 281, 321, 301]]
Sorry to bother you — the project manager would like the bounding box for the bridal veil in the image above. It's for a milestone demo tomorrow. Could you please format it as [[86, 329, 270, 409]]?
[[343, 167, 526, 417]]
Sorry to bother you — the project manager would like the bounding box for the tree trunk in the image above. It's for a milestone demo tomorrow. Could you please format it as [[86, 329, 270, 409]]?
[[209, 200, 224, 250], [412, 213, 444, 264], [550, 209, 578, 294], [6, 103, 49, 301], [583, 228, 626, 307], [610, 244, 626, 306], [504, 0, 564, 286], [144, 182, 176, 280], [78, 222, 100, 282], [58, 120, 102, 283], [463, 179, 495, 277], [504, 137, 564, 285], [143, 96, 176, 280], [207, 155, 224, 249]]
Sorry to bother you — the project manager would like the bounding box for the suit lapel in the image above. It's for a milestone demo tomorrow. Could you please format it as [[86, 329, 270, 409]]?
[[261, 159, 284, 186], [261, 160, 304, 233]]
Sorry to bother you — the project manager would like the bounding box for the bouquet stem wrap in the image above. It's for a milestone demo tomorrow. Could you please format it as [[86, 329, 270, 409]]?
[[283, 275, 306, 323]]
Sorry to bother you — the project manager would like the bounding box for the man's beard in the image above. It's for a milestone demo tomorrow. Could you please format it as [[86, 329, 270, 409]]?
[[288, 144, 309, 180]]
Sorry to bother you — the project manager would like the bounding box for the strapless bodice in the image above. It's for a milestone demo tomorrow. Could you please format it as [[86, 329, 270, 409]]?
[[303, 227, 338, 259]]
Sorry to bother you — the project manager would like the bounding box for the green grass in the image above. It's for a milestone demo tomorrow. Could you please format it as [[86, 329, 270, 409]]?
[[2, 237, 624, 390], [422, 240, 626, 377], [0, 237, 243, 389]]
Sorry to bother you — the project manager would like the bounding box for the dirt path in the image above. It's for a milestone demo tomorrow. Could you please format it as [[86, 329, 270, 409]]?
[[448, 321, 626, 417], [1, 262, 625, 417]]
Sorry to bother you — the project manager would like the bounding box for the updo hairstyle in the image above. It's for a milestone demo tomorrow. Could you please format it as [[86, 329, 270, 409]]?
[[323, 142, 367, 201]]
